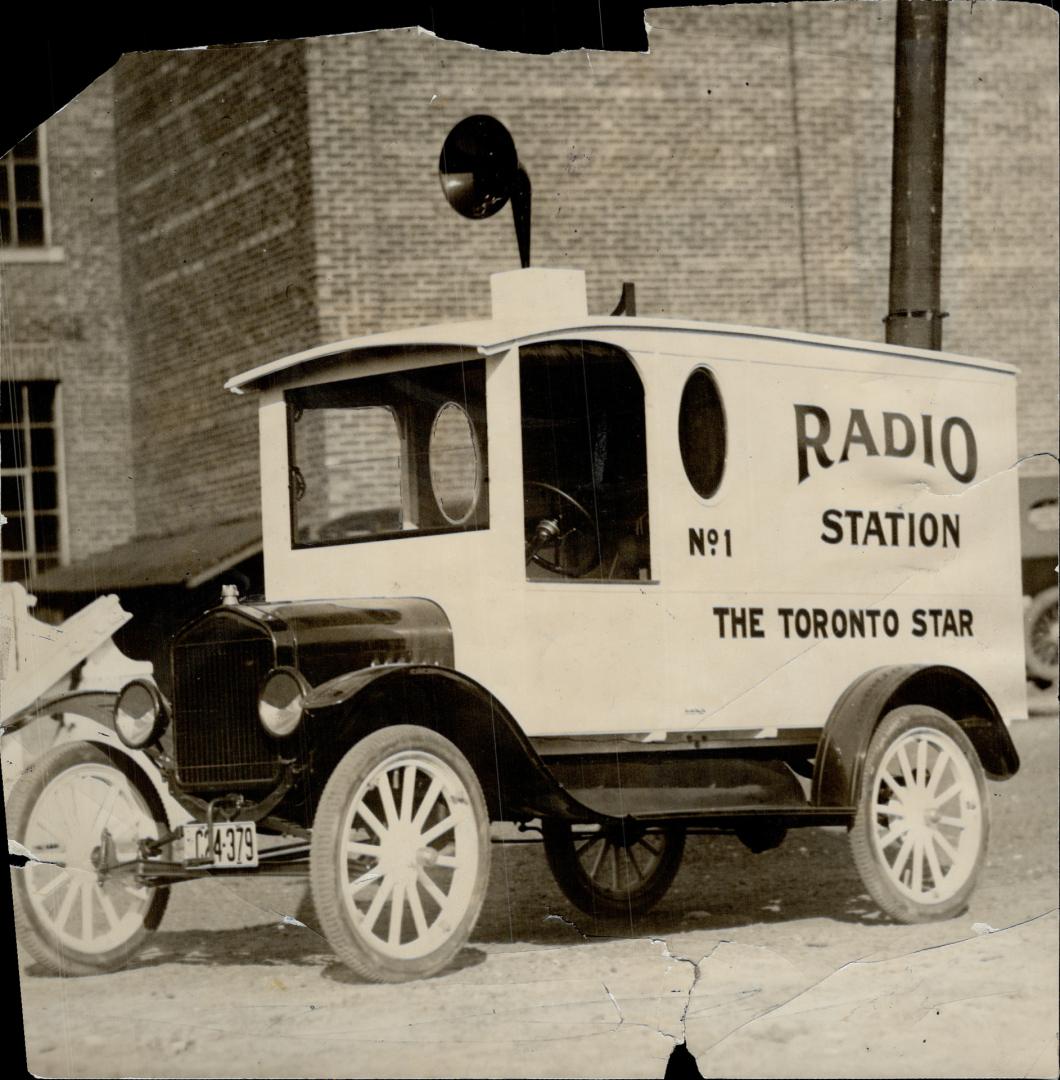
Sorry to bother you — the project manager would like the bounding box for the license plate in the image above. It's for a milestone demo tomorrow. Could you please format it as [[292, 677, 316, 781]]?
[[182, 822, 259, 868]]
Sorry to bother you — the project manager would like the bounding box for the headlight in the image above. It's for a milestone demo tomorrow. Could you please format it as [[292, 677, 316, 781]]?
[[114, 679, 168, 749], [258, 669, 306, 737]]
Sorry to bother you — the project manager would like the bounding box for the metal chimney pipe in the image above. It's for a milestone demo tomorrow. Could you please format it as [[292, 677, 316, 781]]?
[[885, 0, 949, 351]]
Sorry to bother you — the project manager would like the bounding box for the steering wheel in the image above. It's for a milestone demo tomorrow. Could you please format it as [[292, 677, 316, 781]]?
[[524, 481, 601, 578]]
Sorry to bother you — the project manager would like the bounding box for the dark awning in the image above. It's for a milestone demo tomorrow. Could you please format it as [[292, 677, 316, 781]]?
[[31, 517, 262, 594]]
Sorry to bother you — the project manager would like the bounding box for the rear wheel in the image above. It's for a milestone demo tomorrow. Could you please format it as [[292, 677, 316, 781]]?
[[542, 821, 685, 918], [850, 707, 987, 923], [9, 742, 170, 976], [309, 725, 491, 982]]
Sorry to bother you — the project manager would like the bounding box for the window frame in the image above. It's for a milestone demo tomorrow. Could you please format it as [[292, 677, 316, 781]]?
[[285, 359, 489, 550], [0, 128, 55, 253], [518, 339, 653, 584], [1, 380, 68, 583], [678, 364, 728, 503], [428, 400, 483, 526]]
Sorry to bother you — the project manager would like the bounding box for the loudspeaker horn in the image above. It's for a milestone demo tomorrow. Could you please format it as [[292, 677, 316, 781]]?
[[439, 114, 532, 268]]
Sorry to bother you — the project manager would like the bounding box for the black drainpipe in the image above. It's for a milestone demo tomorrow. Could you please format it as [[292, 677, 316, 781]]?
[[885, 0, 949, 351]]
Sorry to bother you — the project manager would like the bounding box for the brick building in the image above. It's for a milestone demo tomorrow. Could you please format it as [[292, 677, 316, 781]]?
[[1, 69, 137, 580], [2, 4, 1057, 643]]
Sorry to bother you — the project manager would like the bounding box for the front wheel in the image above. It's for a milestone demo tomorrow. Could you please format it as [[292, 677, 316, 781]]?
[[309, 725, 491, 982], [850, 707, 988, 923], [8, 742, 170, 976], [542, 821, 685, 918]]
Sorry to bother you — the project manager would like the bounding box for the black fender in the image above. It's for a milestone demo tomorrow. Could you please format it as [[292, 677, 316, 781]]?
[[812, 664, 1020, 809], [2, 689, 118, 734], [302, 664, 607, 823], [2, 689, 178, 823]]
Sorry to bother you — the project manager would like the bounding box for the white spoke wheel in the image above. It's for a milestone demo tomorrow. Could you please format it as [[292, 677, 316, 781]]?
[[542, 820, 685, 918], [309, 726, 490, 982], [8, 742, 169, 976], [850, 707, 988, 923]]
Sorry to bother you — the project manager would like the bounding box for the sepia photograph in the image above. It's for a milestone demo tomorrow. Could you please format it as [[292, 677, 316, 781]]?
[[1, 3, 1057, 1077]]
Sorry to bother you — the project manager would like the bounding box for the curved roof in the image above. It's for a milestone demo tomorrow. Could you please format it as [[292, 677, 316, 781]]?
[[225, 314, 1017, 394]]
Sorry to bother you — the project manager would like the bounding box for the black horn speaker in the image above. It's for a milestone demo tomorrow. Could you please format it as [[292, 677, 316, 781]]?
[[439, 114, 532, 268]]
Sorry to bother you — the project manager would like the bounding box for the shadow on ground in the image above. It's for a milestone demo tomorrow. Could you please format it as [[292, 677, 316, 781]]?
[[24, 828, 871, 979], [473, 826, 885, 947]]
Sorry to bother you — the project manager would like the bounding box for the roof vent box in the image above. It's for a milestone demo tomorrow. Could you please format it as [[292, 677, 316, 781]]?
[[490, 268, 588, 326]]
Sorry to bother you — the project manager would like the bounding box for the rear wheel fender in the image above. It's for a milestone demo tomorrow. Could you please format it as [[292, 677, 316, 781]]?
[[813, 664, 1018, 809]]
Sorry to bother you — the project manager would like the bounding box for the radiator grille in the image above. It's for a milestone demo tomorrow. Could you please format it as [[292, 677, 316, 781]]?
[[172, 617, 281, 792]]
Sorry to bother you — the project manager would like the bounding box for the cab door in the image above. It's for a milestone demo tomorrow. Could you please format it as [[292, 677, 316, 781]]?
[[497, 339, 668, 737]]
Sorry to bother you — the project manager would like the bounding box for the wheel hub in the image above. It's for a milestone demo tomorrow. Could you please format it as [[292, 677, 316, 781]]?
[[373, 822, 435, 879], [416, 847, 440, 868]]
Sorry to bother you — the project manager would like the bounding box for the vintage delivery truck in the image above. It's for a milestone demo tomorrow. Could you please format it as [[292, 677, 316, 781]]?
[[7, 118, 1024, 983]]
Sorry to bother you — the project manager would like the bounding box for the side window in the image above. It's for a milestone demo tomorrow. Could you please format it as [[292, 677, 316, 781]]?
[[290, 406, 403, 543], [287, 359, 488, 547], [679, 367, 726, 500], [520, 341, 650, 581], [429, 402, 481, 525]]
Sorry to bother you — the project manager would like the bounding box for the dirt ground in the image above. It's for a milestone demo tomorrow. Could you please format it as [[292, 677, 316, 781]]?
[[8, 715, 1058, 1079]]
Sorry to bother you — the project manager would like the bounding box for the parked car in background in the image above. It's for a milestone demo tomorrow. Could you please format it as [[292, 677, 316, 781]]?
[[1019, 475, 1059, 691]]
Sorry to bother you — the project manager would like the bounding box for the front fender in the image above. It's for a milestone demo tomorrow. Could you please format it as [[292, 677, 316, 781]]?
[[1, 695, 188, 826], [2, 689, 118, 735], [303, 664, 608, 823], [303, 664, 403, 712]]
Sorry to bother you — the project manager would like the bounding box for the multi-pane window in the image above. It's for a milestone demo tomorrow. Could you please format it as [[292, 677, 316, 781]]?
[[1, 382, 64, 582], [1, 130, 48, 248]]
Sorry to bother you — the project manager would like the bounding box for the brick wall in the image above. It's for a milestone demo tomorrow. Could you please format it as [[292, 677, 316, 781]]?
[[788, 1, 895, 342], [942, 1, 1059, 472], [302, 2, 1056, 471], [1, 70, 137, 565], [304, 8, 809, 335], [112, 41, 321, 537]]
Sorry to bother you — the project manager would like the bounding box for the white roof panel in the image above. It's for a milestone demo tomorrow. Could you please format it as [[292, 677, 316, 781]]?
[[225, 314, 1017, 394]]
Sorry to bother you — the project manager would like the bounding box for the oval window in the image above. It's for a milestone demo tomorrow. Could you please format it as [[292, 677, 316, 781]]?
[[679, 367, 726, 499], [429, 402, 480, 524]]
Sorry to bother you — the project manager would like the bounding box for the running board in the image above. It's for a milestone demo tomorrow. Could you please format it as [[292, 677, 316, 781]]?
[[546, 752, 818, 820], [563, 796, 853, 826], [532, 728, 821, 756]]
